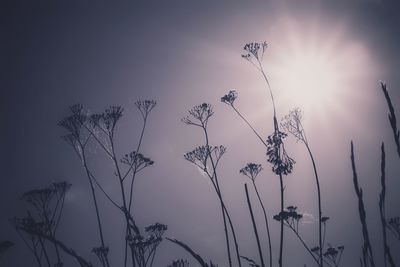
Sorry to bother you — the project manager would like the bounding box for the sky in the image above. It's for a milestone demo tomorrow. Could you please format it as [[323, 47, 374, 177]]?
[[2, 0, 400, 266]]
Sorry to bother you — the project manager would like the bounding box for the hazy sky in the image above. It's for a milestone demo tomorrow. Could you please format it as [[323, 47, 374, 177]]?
[[2, 0, 400, 266]]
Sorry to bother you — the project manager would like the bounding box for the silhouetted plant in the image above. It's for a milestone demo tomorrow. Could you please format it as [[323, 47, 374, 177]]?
[[322, 246, 344, 267], [58, 100, 163, 267], [244, 183, 265, 267], [166, 238, 218, 267], [13, 213, 93, 267], [127, 223, 167, 267], [240, 163, 272, 267], [378, 143, 396, 267], [222, 41, 295, 267], [350, 142, 376, 267], [240, 255, 261, 267], [59, 104, 110, 267], [380, 82, 400, 158], [281, 108, 324, 266], [12, 182, 96, 267], [182, 103, 241, 267], [16, 182, 71, 267]]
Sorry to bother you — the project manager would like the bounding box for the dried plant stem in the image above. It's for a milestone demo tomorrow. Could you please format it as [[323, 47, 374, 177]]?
[[203, 128, 241, 267], [305, 143, 323, 267], [381, 83, 400, 158], [350, 142, 376, 267], [25, 230, 93, 267], [285, 224, 321, 266], [166, 238, 209, 267], [278, 173, 284, 267], [259, 62, 285, 267], [81, 148, 110, 267], [230, 104, 284, 267], [124, 116, 149, 267], [245, 184, 266, 267], [252, 180, 273, 267], [378, 143, 396, 267], [39, 239, 51, 267]]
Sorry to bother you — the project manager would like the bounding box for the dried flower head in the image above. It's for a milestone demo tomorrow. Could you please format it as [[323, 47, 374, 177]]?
[[320, 245, 345, 266], [184, 145, 226, 172], [184, 146, 210, 170], [182, 103, 214, 127], [58, 104, 89, 146], [273, 206, 303, 232], [281, 108, 307, 143], [240, 163, 263, 181], [121, 151, 154, 170], [266, 131, 295, 175], [89, 106, 123, 137], [135, 100, 156, 119], [12, 216, 49, 235], [242, 41, 268, 62], [221, 90, 238, 106], [145, 222, 168, 238]]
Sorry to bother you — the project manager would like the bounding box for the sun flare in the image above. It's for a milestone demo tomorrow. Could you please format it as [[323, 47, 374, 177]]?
[[262, 17, 376, 124]]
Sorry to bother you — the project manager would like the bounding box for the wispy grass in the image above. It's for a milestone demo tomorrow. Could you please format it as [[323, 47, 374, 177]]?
[[350, 141, 376, 267]]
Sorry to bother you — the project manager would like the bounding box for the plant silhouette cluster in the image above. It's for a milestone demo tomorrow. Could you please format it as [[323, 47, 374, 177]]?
[[3, 43, 399, 267]]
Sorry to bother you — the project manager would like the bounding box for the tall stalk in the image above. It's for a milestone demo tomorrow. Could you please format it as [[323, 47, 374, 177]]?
[[281, 108, 323, 266], [381, 82, 400, 159], [350, 142, 376, 267], [240, 163, 272, 267], [222, 41, 294, 267], [183, 103, 242, 267], [378, 143, 396, 267], [245, 183, 265, 267]]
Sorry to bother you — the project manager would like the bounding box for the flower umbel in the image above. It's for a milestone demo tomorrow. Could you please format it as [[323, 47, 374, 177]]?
[[135, 100, 157, 119], [182, 103, 214, 127], [281, 108, 307, 144], [221, 90, 238, 106], [240, 163, 263, 181], [242, 41, 268, 62]]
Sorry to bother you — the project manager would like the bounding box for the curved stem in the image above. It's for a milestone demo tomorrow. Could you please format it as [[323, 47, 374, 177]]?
[[305, 143, 323, 267]]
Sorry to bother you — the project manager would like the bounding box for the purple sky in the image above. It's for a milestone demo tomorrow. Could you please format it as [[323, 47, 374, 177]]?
[[2, 0, 400, 266]]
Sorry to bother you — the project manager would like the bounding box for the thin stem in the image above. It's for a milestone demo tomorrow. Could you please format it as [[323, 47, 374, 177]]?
[[203, 127, 233, 267], [252, 180, 273, 267], [305, 143, 323, 267], [350, 142, 376, 267], [245, 183, 265, 267], [278, 173, 284, 267], [166, 238, 209, 267], [231, 106, 267, 147], [381, 83, 400, 159], [80, 148, 110, 267], [38, 238, 51, 267], [286, 224, 320, 266], [378, 143, 396, 267]]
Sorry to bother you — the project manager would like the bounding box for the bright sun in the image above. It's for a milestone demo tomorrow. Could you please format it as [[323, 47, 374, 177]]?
[[263, 17, 374, 123]]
